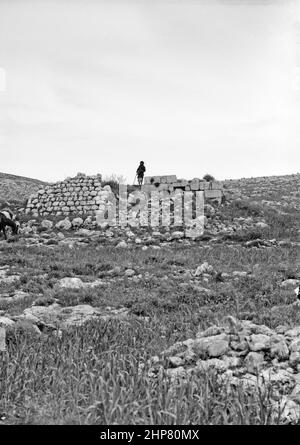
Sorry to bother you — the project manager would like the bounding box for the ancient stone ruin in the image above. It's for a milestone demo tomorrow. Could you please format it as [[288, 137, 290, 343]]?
[[25, 173, 103, 216], [25, 173, 224, 230], [143, 175, 223, 203]]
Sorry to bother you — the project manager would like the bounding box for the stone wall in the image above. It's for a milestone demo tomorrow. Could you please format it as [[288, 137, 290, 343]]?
[[143, 175, 224, 203], [25, 173, 224, 217], [25, 173, 102, 217]]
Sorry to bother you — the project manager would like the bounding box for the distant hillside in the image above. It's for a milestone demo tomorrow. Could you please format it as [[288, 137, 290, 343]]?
[[1, 170, 300, 212], [224, 174, 300, 211], [0, 172, 47, 205]]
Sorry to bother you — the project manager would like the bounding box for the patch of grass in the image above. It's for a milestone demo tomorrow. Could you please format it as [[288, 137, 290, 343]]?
[[0, 318, 286, 425], [229, 199, 264, 217], [0, 237, 299, 424]]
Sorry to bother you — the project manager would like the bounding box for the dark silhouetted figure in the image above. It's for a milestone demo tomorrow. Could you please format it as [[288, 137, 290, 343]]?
[[136, 161, 146, 187], [0, 212, 18, 240]]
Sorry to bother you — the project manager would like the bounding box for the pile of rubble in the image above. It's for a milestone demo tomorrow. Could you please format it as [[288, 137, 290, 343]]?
[[0, 301, 132, 341], [150, 316, 300, 422], [24, 173, 225, 220]]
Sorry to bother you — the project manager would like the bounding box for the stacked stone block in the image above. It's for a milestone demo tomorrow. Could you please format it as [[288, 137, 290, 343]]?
[[143, 175, 224, 203], [25, 173, 102, 216], [25, 172, 224, 218]]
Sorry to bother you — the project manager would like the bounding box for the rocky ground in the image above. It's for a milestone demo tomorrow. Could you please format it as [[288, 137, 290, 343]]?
[[0, 173, 299, 424], [224, 174, 300, 209], [150, 316, 300, 423]]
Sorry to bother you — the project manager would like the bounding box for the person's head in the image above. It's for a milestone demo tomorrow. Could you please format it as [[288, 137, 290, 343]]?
[[140, 161, 144, 165]]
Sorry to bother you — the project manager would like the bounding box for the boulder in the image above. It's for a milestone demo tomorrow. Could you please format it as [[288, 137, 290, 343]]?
[[194, 262, 214, 276], [207, 340, 229, 358], [168, 356, 185, 368], [249, 334, 271, 352], [55, 218, 72, 230], [41, 220, 53, 230], [196, 358, 228, 373], [0, 316, 15, 327], [116, 241, 128, 248], [56, 277, 85, 289], [285, 327, 300, 337], [23, 304, 129, 329], [255, 222, 269, 229], [55, 277, 103, 290], [244, 352, 265, 374], [125, 269, 135, 277], [72, 217, 84, 228], [193, 334, 229, 358], [77, 228, 92, 236]]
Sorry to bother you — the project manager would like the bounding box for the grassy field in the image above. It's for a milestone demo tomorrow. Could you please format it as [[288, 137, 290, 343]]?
[[0, 173, 299, 424], [0, 238, 299, 424]]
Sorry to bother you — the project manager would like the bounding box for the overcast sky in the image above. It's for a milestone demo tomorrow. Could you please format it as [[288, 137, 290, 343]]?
[[0, 0, 299, 182]]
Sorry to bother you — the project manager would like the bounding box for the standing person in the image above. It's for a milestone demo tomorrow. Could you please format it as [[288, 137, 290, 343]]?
[[136, 161, 146, 187]]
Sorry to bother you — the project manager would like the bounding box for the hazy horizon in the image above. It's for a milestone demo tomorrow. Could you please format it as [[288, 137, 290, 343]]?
[[1, 0, 300, 183]]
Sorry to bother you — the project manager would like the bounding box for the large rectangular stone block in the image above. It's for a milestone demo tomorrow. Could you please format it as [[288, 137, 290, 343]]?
[[204, 189, 223, 200], [176, 179, 188, 187], [164, 175, 177, 183], [190, 179, 200, 190], [199, 181, 210, 190]]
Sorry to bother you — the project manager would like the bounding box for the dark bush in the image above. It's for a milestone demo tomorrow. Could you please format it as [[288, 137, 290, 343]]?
[[203, 174, 215, 182]]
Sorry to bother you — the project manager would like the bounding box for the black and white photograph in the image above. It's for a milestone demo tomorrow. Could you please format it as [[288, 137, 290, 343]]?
[[0, 0, 300, 430]]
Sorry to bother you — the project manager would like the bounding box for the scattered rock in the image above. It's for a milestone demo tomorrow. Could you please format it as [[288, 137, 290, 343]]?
[[193, 334, 229, 358], [249, 334, 270, 351], [56, 277, 85, 289], [77, 228, 92, 236], [116, 241, 128, 248], [72, 217, 84, 228], [286, 327, 300, 338], [55, 277, 103, 290], [232, 271, 248, 278], [0, 316, 15, 327], [149, 316, 300, 421], [194, 262, 214, 276], [23, 304, 130, 329], [41, 220, 53, 230], [244, 352, 265, 374], [255, 222, 269, 229], [55, 218, 72, 231], [125, 269, 135, 277]]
